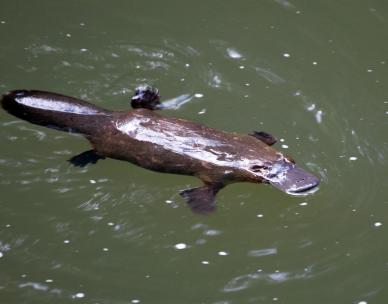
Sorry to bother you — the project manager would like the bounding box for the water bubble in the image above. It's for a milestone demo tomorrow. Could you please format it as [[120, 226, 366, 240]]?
[[204, 229, 222, 236], [174, 243, 187, 250], [283, 53, 290, 58], [218, 251, 228, 256], [194, 93, 204, 98], [201, 261, 209, 265], [73, 292, 85, 299], [226, 48, 243, 59], [349, 156, 358, 161], [374, 222, 382, 227]]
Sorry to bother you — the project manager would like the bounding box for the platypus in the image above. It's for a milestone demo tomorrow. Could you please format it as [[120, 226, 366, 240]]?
[[1, 87, 319, 213]]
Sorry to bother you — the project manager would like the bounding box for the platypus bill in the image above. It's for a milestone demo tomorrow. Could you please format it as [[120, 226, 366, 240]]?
[[1, 87, 319, 214]]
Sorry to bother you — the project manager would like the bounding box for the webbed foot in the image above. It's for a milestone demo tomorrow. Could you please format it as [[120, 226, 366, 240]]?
[[249, 131, 277, 146], [179, 182, 224, 214], [68, 150, 105, 167]]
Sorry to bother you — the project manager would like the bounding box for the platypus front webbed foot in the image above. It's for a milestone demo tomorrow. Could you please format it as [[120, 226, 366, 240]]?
[[179, 182, 224, 214], [131, 85, 161, 110], [249, 131, 277, 146], [68, 150, 105, 167]]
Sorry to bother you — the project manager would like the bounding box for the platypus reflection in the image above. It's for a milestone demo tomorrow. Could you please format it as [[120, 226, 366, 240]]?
[[1, 87, 319, 213]]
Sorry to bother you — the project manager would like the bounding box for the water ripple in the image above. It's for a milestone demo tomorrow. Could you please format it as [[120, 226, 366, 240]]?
[[247, 247, 277, 257], [254, 66, 285, 84], [223, 267, 314, 292]]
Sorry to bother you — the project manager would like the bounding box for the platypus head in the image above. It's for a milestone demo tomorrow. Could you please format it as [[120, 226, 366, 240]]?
[[131, 85, 161, 110], [252, 159, 319, 195]]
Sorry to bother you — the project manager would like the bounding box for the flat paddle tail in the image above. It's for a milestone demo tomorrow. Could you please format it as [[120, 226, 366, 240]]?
[[1, 90, 109, 134]]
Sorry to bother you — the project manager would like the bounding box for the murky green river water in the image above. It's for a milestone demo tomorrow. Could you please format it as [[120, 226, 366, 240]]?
[[1, 1, 388, 303]]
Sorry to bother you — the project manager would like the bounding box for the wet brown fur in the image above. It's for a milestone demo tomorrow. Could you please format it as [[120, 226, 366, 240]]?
[[1, 90, 319, 213]]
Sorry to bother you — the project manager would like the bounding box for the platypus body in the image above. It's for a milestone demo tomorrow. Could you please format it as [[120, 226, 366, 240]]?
[[1, 88, 319, 213]]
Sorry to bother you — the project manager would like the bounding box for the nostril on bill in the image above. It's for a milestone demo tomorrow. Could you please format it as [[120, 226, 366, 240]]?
[[268, 164, 320, 195], [291, 177, 319, 193]]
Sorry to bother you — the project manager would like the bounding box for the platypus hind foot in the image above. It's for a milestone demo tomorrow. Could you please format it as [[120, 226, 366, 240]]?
[[179, 182, 224, 214], [249, 131, 277, 146], [68, 150, 105, 167]]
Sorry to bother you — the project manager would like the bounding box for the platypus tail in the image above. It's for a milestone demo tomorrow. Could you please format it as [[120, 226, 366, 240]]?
[[1, 90, 110, 134]]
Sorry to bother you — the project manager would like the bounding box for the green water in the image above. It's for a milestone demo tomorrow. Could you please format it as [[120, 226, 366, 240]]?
[[1, 1, 388, 303]]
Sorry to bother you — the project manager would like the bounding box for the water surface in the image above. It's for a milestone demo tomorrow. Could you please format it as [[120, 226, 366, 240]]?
[[1, 1, 388, 303]]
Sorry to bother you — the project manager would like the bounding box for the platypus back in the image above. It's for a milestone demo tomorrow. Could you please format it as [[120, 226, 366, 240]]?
[[1, 90, 109, 135]]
